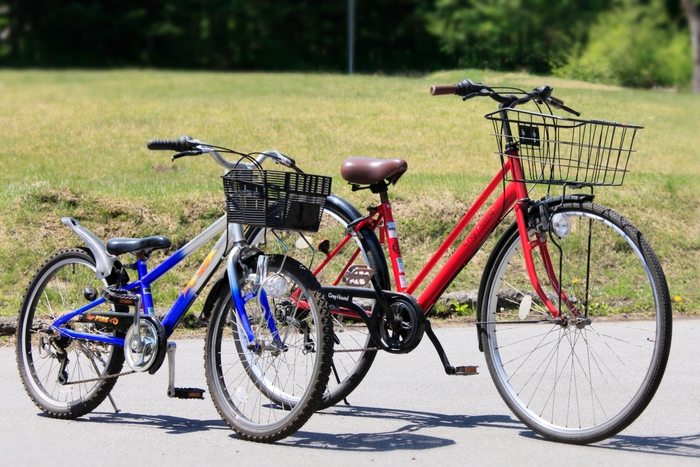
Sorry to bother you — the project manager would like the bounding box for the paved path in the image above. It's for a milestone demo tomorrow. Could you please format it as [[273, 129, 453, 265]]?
[[2, 320, 699, 466]]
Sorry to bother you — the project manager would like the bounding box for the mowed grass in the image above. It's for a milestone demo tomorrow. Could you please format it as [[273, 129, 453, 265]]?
[[0, 69, 698, 317]]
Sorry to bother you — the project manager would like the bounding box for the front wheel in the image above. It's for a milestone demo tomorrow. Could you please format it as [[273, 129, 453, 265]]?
[[204, 255, 333, 442], [479, 202, 672, 444]]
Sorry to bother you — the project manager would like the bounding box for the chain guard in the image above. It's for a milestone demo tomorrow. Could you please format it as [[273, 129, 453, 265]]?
[[124, 315, 167, 374], [323, 286, 425, 354]]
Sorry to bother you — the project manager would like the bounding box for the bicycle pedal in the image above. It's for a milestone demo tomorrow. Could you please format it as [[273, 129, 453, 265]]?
[[169, 387, 206, 399], [453, 366, 479, 376], [101, 286, 139, 306]]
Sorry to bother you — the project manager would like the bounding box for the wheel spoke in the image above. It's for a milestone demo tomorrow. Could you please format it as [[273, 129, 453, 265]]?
[[245, 203, 384, 410]]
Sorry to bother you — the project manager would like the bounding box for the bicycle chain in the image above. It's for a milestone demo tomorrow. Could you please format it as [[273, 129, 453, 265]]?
[[67, 370, 136, 385], [334, 347, 378, 353], [64, 347, 376, 384]]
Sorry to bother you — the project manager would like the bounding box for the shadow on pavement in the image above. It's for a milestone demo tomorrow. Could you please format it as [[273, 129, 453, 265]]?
[[49, 411, 229, 435], [594, 434, 700, 459], [274, 405, 521, 451], [518, 430, 700, 459], [51, 404, 700, 459]]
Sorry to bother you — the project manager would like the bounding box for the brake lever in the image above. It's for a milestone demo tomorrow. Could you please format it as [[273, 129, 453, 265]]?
[[172, 149, 203, 161], [462, 89, 492, 101]]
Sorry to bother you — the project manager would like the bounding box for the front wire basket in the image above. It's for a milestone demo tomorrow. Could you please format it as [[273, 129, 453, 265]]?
[[223, 169, 332, 232], [485, 109, 643, 187]]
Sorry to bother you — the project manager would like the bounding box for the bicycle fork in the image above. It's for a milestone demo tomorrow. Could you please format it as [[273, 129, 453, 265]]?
[[513, 198, 584, 321], [225, 248, 284, 353]]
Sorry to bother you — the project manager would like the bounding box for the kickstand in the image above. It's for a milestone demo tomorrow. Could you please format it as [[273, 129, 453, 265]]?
[[330, 362, 350, 406], [84, 346, 120, 413], [107, 393, 121, 413]]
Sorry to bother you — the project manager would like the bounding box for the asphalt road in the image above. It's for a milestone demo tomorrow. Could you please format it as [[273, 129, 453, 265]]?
[[2, 320, 699, 467]]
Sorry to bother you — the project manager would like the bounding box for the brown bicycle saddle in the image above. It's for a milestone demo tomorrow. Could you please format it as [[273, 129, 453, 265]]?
[[340, 157, 408, 185]]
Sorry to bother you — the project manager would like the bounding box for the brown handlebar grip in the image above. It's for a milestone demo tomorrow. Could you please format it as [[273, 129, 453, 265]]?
[[430, 85, 457, 96]]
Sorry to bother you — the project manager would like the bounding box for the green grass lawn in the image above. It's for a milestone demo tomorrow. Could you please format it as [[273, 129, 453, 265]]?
[[1, 69, 698, 317]]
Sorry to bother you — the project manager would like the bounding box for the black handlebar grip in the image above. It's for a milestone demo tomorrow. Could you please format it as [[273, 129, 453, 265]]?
[[561, 104, 581, 117], [431, 79, 488, 98], [430, 85, 457, 96], [549, 96, 565, 107], [147, 135, 197, 151]]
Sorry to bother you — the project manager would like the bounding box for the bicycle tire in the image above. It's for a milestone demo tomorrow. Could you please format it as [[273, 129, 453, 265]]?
[[479, 202, 672, 444], [204, 255, 334, 442], [16, 248, 126, 419], [246, 195, 390, 410]]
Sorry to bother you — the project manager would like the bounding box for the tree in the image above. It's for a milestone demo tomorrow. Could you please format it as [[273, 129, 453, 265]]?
[[426, 0, 611, 74], [681, 0, 700, 91], [554, 1, 692, 89], [0, 0, 446, 72]]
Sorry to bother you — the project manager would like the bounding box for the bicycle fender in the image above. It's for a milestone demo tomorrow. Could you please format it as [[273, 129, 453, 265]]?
[[325, 194, 391, 290], [326, 193, 363, 219], [539, 193, 595, 210], [475, 193, 594, 352], [61, 217, 118, 279]]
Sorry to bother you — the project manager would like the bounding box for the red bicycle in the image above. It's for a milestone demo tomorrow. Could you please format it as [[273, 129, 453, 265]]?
[[247, 79, 672, 444]]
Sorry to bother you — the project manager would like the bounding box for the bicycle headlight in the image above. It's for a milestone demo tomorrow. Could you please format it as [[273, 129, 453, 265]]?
[[263, 275, 289, 299], [551, 213, 571, 238]]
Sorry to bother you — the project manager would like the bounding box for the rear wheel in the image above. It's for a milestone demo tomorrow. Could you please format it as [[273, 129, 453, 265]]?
[[479, 202, 672, 444], [246, 196, 389, 410], [16, 248, 125, 418]]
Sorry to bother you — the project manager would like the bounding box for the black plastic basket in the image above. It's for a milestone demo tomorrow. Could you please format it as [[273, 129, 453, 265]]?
[[223, 169, 332, 232], [485, 109, 643, 187]]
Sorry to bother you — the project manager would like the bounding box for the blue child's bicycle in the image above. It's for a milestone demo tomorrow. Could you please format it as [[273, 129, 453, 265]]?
[[15, 137, 335, 442]]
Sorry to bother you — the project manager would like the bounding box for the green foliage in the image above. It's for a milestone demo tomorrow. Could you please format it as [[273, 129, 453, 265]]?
[[673, 296, 688, 313], [430, 300, 473, 318], [450, 300, 474, 317], [1, 0, 694, 90], [554, 0, 692, 88], [0, 4, 7, 57], [426, 0, 611, 73]]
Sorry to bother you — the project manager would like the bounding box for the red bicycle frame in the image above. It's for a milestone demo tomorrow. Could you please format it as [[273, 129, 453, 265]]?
[[318, 150, 573, 320]]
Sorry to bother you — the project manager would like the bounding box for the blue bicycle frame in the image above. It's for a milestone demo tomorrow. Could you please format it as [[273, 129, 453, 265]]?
[[52, 215, 280, 348]]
